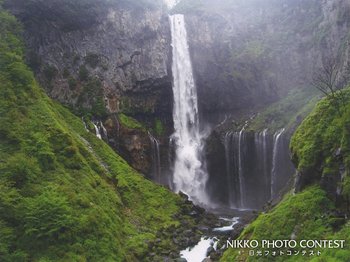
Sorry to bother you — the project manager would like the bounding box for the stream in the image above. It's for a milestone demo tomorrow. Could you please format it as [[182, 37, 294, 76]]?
[[180, 215, 241, 262]]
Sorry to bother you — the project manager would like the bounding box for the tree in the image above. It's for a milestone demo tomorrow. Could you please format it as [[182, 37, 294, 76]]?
[[311, 56, 348, 112], [312, 57, 341, 96]]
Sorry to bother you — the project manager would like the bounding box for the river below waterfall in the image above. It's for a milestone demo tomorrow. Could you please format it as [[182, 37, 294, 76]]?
[[179, 208, 256, 262]]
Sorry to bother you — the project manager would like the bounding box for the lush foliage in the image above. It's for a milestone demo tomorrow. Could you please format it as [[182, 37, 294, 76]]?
[[291, 89, 350, 174], [0, 8, 188, 261], [119, 113, 145, 130], [248, 88, 320, 132], [221, 186, 335, 261], [222, 88, 350, 261], [154, 118, 165, 136]]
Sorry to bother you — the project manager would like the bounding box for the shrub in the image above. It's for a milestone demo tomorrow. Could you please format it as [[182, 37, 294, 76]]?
[[154, 118, 165, 136], [84, 53, 100, 68], [78, 65, 89, 81], [43, 65, 57, 82], [68, 76, 77, 89], [22, 187, 77, 241]]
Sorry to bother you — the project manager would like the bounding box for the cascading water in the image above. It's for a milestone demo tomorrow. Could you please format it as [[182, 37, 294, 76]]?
[[237, 128, 246, 208], [170, 14, 208, 204], [148, 132, 161, 184], [92, 121, 107, 140], [262, 129, 269, 190], [82, 117, 89, 132], [224, 132, 234, 207], [271, 128, 285, 199], [100, 122, 108, 139], [93, 122, 102, 139], [223, 131, 244, 208], [223, 128, 294, 209], [254, 129, 270, 199]]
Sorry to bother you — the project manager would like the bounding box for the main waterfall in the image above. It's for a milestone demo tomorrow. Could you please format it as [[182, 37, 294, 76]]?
[[170, 14, 208, 204]]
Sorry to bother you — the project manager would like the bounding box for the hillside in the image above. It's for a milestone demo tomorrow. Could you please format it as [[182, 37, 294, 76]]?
[[0, 6, 203, 261], [221, 90, 350, 261]]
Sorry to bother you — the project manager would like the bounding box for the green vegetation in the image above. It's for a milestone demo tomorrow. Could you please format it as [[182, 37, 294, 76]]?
[[84, 53, 100, 69], [248, 88, 320, 132], [119, 113, 145, 130], [221, 186, 337, 262], [0, 7, 191, 261], [43, 64, 58, 82], [77, 77, 107, 118], [222, 88, 350, 261], [154, 118, 165, 136], [78, 65, 88, 81], [67, 76, 77, 89], [291, 89, 350, 174]]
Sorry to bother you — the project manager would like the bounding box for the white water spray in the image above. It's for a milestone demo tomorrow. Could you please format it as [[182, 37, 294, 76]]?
[[100, 121, 108, 139], [148, 132, 161, 184], [93, 122, 102, 139], [170, 14, 208, 204]]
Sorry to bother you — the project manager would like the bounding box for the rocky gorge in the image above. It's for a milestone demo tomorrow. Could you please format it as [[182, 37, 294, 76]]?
[[3, 0, 350, 261]]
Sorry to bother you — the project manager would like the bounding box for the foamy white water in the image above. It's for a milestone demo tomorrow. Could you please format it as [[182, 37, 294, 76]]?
[[93, 122, 102, 139], [180, 237, 214, 262], [170, 14, 209, 204], [213, 217, 239, 232]]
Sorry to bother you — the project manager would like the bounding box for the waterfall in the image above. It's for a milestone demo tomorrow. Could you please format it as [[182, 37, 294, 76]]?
[[271, 128, 285, 199], [223, 130, 245, 209], [224, 132, 234, 207], [82, 117, 89, 132], [255, 129, 270, 198], [92, 121, 107, 140], [170, 14, 208, 204], [262, 129, 269, 190], [100, 122, 108, 139], [93, 122, 102, 139], [223, 128, 294, 209], [238, 128, 246, 208], [148, 132, 161, 184]]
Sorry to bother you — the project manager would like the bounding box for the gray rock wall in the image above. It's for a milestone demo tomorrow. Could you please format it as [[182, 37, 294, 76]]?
[[7, 0, 173, 118]]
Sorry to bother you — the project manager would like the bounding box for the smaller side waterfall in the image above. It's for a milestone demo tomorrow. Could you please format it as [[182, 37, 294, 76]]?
[[223, 128, 294, 209], [223, 130, 246, 208], [271, 128, 285, 199], [92, 121, 108, 140], [93, 122, 102, 139], [100, 122, 108, 139], [224, 132, 234, 207], [82, 117, 89, 132], [148, 132, 162, 184], [238, 128, 246, 208]]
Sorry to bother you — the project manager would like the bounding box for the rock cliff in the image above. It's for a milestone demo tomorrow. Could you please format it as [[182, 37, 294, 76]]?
[[178, 0, 350, 125], [7, 0, 172, 116], [6, 0, 350, 188]]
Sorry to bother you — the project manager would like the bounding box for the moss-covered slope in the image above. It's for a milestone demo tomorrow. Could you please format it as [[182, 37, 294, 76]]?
[[290, 91, 350, 191], [0, 7, 192, 261], [221, 90, 350, 261]]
